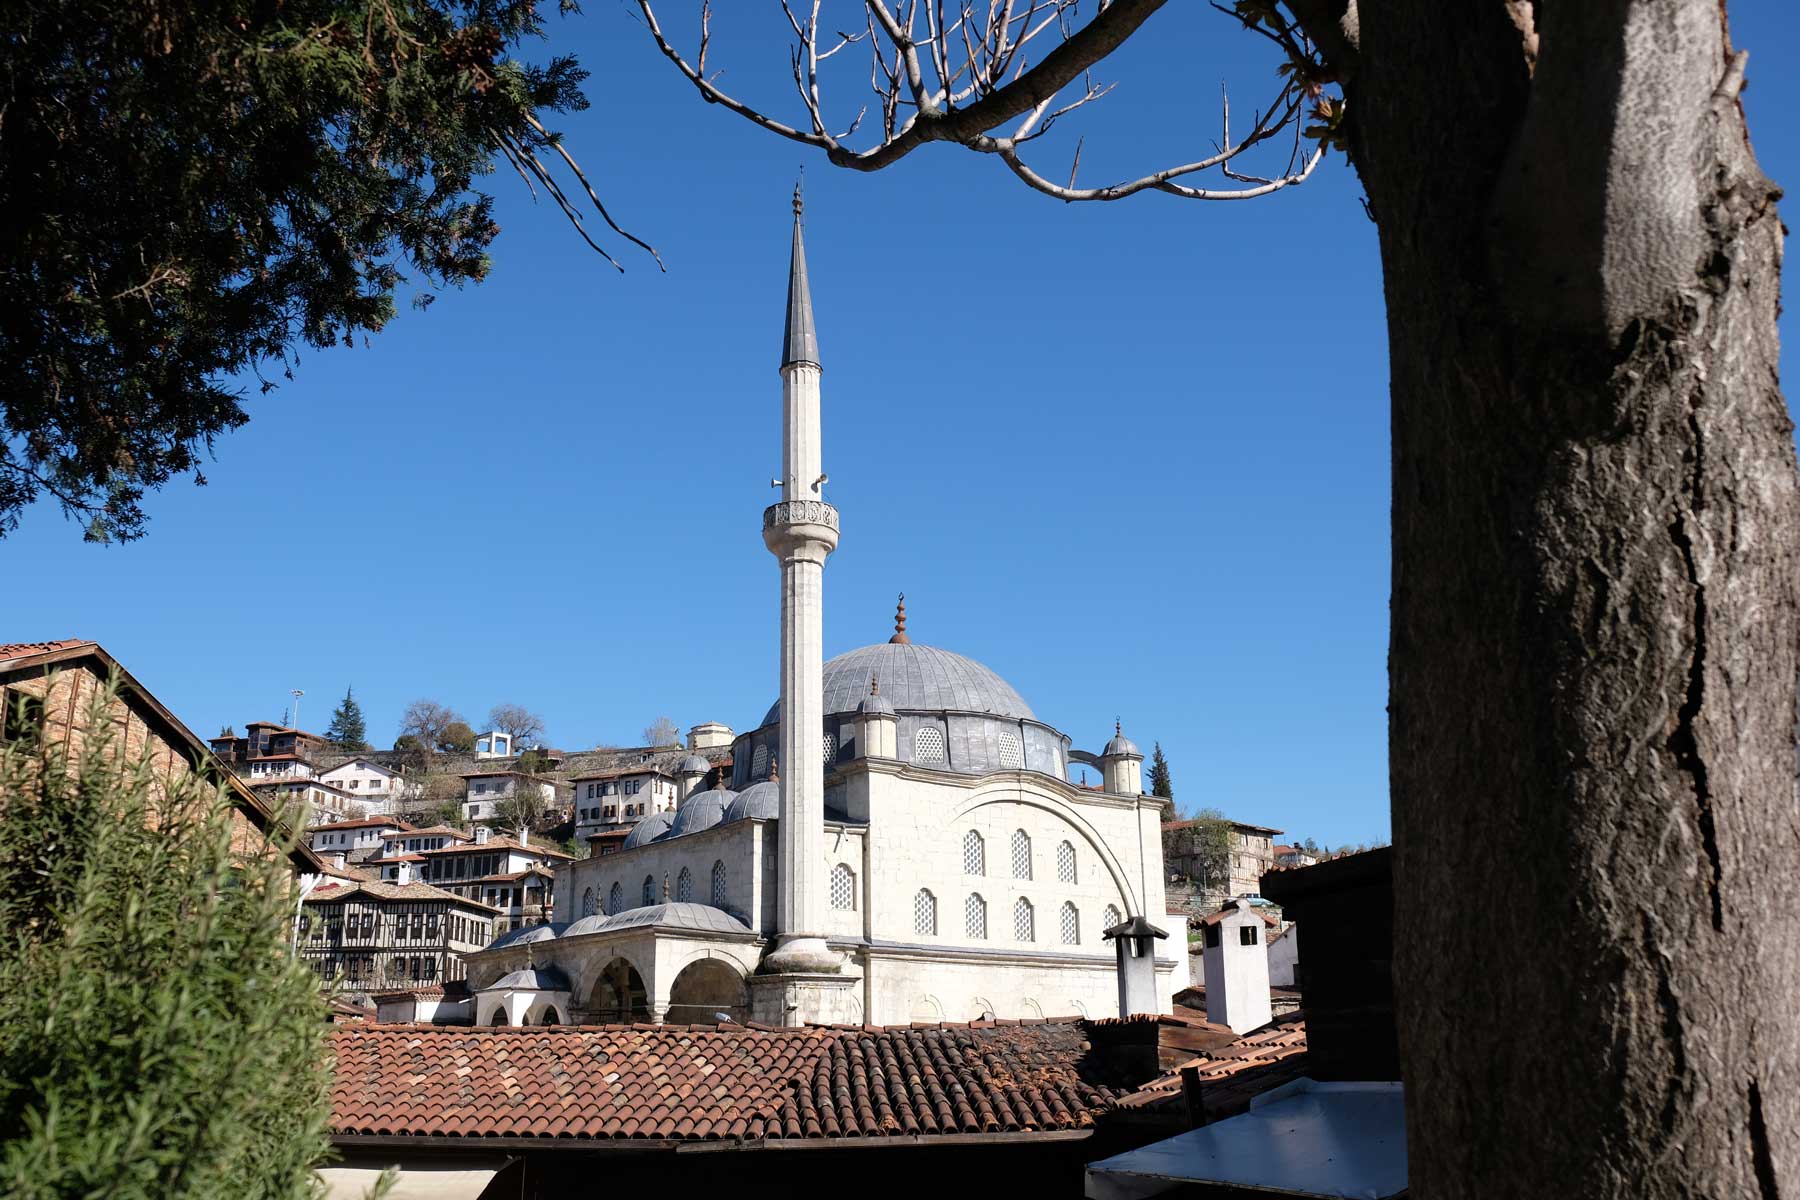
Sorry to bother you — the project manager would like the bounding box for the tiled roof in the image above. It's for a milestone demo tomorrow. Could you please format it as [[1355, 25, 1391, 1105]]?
[[419, 837, 572, 859], [0, 638, 93, 662], [1108, 1015, 1308, 1121], [1196, 905, 1282, 928], [312, 816, 413, 832], [308, 880, 499, 911], [381, 826, 471, 840], [1163, 817, 1284, 835], [330, 1019, 1121, 1142]]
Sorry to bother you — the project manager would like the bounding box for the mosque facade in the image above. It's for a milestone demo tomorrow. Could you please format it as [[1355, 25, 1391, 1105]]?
[[461, 194, 1184, 1028]]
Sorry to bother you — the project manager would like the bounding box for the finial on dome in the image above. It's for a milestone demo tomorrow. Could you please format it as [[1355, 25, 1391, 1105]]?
[[661, 874, 671, 902], [889, 593, 911, 644], [870, 675, 880, 697], [769, 754, 780, 782], [1116, 717, 1122, 736]]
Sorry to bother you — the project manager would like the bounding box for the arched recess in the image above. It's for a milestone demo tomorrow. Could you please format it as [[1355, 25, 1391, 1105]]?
[[538, 1006, 563, 1026], [949, 786, 1139, 912], [586, 956, 649, 1023], [665, 958, 748, 1025], [490, 1011, 509, 1026], [909, 994, 944, 1023]]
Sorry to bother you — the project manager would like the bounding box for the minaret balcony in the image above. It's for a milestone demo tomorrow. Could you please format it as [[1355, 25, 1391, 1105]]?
[[762, 499, 840, 558]]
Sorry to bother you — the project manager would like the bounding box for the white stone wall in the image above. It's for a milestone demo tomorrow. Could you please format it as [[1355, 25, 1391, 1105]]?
[[558, 821, 768, 926], [855, 948, 1182, 1023], [319, 760, 411, 810]]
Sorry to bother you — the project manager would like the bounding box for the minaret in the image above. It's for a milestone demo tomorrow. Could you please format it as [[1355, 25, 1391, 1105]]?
[[761, 186, 841, 974]]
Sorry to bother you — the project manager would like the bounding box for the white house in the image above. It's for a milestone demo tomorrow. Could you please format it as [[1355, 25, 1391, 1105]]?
[[379, 825, 473, 857], [309, 815, 412, 859], [245, 753, 315, 781], [569, 765, 686, 841], [319, 758, 414, 812], [461, 770, 556, 822]]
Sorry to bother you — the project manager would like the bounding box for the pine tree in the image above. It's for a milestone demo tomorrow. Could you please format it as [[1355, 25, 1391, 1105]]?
[[326, 685, 369, 751], [0, 683, 332, 1197], [1148, 741, 1174, 802]]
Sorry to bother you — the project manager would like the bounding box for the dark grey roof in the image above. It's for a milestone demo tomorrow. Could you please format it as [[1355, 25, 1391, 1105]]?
[[676, 754, 710, 775], [485, 922, 565, 951], [782, 189, 819, 368], [621, 809, 675, 850], [723, 780, 780, 823], [761, 642, 1035, 726], [669, 787, 734, 838], [563, 902, 751, 937], [1105, 731, 1140, 757], [482, 965, 572, 993]]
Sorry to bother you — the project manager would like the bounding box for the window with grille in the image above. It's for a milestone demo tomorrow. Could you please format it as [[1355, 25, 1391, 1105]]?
[[1060, 902, 1079, 945], [711, 860, 728, 907], [914, 726, 945, 763], [1102, 904, 1122, 940], [1011, 830, 1032, 879], [581, 887, 597, 917], [641, 875, 656, 907], [822, 732, 837, 765], [962, 830, 985, 875], [676, 867, 693, 902], [965, 893, 988, 939], [998, 731, 1023, 769], [751, 745, 769, 779], [914, 889, 937, 936], [607, 882, 622, 915], [830, 863, 855, 910], [1057, 840, 1076, 883], [1014, 897, 1035, 942]]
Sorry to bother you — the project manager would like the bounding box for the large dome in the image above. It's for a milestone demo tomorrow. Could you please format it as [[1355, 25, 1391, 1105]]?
[[761, 642, 1034, 726]]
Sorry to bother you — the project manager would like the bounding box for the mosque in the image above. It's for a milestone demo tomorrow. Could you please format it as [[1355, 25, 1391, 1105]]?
[[462, 193, 1185, 1027]]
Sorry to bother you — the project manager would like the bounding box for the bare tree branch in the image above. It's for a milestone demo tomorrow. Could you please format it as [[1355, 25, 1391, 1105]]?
[[634, 0, 1336, 203]]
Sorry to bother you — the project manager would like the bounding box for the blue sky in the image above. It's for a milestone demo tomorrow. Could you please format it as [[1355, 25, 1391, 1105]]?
[[5, 4, 1796, 850]]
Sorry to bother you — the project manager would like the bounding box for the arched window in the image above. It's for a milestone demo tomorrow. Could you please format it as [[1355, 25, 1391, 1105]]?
[[965, 893, 988, 939], [641, 874, 656, 907], [711, 859, 728, 908], [830, 863, 856, 910], [1102, 904, 1122, 940], [751, 745, 769, 779], [962, 830, 985, 875], [914, 726, 945, 764], [607, 882, 623, 915], [1014, 897, 1035, 942], [540, 1007, 562, 1026], [581, 887, 597, 917], [914, 889, 937, 936], [676, 866, 694, 903], [1057, 841, 1077, 883], [1060, 902, 1080, 945], [1011, 829, 1032, 879], [997, 731, 1023, 769], [822, 732, 837, 765]]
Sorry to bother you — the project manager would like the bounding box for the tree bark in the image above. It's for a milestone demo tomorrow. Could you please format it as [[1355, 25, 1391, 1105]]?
[[1338, 2, 1799, 1194]]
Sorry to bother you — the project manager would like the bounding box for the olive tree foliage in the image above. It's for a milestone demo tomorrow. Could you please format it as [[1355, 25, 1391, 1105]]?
[[0, 681, 332, 1197], [628, 3, 1800, 1195], [0, 0, 657, 543]]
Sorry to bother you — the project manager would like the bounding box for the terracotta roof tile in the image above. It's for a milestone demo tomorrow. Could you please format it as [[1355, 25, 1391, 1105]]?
[[1108, 1014, 1308, 1120], [0, 638, 94, 662], [329, 1020, 1122, 1142]]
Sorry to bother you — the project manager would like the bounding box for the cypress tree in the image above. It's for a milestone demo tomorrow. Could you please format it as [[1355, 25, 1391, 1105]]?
[[0, 683, 332, 1197], [326, 686, 369, 751], [1148, 741, 1174, 802]]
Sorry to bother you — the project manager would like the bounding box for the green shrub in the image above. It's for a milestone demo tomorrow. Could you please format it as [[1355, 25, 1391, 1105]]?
[[0, 679, 332, 1198]]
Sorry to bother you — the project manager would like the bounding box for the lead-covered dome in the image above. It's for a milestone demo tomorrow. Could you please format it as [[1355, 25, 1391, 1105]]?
[[669, 785, 735, 837], [723, 779, 780, 823], [761, 642, 1034, 725], [621, 809, 675, 849]]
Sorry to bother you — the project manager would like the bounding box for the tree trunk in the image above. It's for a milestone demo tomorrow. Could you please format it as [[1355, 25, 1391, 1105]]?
[[1344, 2, 1800, 1194]]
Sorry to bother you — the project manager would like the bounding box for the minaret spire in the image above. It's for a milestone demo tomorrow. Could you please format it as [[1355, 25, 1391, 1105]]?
[[782, 182, 819, 370], [762, 187, 841, 989]]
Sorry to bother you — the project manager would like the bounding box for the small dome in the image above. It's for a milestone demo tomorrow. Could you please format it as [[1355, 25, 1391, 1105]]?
[[621, 809, 675, 849], [482, 965, 572, 993], [669, 786, 736, 838], [857, 691, 895, 717], [723, 780, 780, 823], [1104, 731, 1140, 757], [676, 754, 710, 775]]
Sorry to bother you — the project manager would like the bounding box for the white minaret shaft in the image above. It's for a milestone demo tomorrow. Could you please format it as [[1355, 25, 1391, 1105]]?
[[763, 187, 840, 972]]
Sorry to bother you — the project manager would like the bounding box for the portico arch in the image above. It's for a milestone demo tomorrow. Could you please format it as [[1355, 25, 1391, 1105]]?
[[665, 958, 748, 1025], [586, 956, 649, 1023], [951, 785, 1139, 911]]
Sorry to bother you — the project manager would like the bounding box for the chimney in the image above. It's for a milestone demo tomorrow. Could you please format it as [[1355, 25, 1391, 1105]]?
[[1201, 900, 1273, 1034], [1103, 913, 1169, 1018], [474, 825, 491, 845]]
